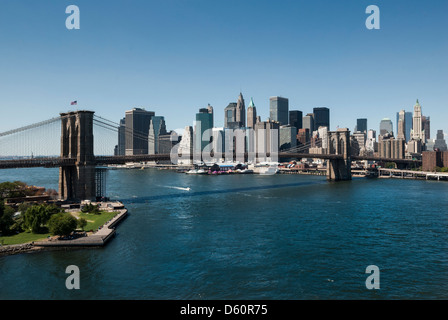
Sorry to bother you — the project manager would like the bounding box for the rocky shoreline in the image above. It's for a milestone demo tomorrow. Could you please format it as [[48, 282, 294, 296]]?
[[0, 243, 43, 257]]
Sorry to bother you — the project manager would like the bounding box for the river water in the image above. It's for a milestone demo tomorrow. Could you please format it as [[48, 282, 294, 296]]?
[[1, 167, 447, 299]]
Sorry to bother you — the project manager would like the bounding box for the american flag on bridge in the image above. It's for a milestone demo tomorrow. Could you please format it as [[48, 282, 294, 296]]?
[[70, 101, 77, 105]]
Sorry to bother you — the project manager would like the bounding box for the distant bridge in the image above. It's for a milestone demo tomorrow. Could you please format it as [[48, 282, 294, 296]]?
[[0, 110, 422, 201]]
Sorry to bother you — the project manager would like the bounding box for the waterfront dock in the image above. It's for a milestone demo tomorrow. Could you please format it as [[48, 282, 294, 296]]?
[[378, 168, 448, 181]]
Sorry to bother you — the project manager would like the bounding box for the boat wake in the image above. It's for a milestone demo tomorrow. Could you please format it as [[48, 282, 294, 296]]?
[[166, 186, 191, 191]]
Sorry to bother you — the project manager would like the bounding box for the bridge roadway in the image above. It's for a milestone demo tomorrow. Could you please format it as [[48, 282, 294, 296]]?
[[0, 153, 421, 169]]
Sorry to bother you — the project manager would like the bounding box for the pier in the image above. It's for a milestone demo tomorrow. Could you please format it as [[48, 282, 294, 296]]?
[[378, 168, 448, 181]]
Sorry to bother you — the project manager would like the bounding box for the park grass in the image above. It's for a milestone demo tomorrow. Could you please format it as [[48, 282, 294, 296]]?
[[0, 230, 50, 246], [76, 210, 118, 232], [0, 210, 118, 246]]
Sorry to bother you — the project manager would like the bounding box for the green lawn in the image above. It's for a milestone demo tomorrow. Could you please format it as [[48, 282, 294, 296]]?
[[0, 210, 119, 246], [0, 231, 50, 246], [77, 211, 118, 232]]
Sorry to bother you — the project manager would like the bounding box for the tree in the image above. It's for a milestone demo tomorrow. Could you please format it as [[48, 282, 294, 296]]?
[[77, 217, 87, 231], [81, 203, 101, 214], [23, 203, 61, 234], [48, 213, 77, 237], [0, 200, 14, 235], [0, 181, 29, 199]]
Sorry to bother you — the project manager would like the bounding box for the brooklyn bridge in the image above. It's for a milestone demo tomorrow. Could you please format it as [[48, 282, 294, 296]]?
[[0, 110, 421, 202]]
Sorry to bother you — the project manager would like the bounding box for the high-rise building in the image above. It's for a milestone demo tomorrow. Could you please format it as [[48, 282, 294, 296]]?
[[236, 92, 246, 127], [289, 110, 303, 133], [158, 131, 180, 155], [378, 135, 405, 159], [422, 115, 430, 141], [303, 113, 314, 133], [434, 130, 447, 151], [313, 107, 330, 130], [211, 127, 225, 160], [195, 107, 214, 157], [116, 117, 126, 156], [411, 99, 425, 142], [365, 129, 377, 153], [247, 98, 257, 128], [405, 111, 413, 141], [125, 108, 155, 155], [379, 118, 393, 136], [148, 116, 167, 154], [269, 96, 289, 125], [297, 128, 310, 146], [280, 125, 297, 151], [177, 126, 193, 165], [396, 110, 412, 141], [254, 120, 280, 161], [351, 131, 367, 156], [356, 118, 367, 133], [396, 110, 406, 140], [224, 103, 236, 128]]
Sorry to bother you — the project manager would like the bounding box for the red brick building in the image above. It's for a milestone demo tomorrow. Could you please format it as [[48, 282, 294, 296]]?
[[422, 151, 448, 171]]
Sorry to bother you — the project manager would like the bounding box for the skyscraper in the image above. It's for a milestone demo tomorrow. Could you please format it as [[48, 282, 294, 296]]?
[[224, 103, 237, 128], [356, 118, 367, 133], [411, 99, 425, 142], [396, 110, 412, 141], [405, 111, 413, 141], [269, 96, 289, 125], [379, 118, 393, 136], [303, 113, 314, 133], [236, 92, 246, 127], [434, 130, 447, 151], [396, 110, 406, 140], [313, 107, 330, 130], [289, 110, 303, 133], [195, 107, 214, 157], [117, 117, 126, 156], [148, 116, 167, 154], [125, 108, 155, 155], [422, 115, 430, 140], [247, 97, 257, 129]]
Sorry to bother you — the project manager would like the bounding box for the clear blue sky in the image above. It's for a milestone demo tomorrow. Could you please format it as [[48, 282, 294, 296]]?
[[0, 0, 447, 138]]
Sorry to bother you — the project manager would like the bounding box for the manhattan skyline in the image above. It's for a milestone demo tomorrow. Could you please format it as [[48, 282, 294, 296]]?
[[0, 0, 447, 137]]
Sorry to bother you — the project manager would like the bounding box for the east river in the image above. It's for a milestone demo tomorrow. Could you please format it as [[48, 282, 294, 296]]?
[[1, 167, 447, 299]]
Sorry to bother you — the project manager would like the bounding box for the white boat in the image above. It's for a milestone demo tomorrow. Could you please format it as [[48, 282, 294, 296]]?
[[256, 163, 279, 175], [186, 169, 207, 174]]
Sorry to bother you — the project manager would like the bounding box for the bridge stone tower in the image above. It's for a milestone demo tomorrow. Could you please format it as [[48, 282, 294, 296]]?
[[59, 110, 96, 201], [327, 128, 352, 181]]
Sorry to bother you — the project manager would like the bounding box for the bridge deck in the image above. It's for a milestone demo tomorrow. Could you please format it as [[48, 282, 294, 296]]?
[[0, 153, 422, 169]]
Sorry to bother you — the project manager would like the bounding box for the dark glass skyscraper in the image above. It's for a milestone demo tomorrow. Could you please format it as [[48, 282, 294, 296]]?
[[289, 110, 303, 133], [313, 107, 330, 130], [269, 96, 289, 125], [356, 118, 367, 133], [125, 108, 155, 155]]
